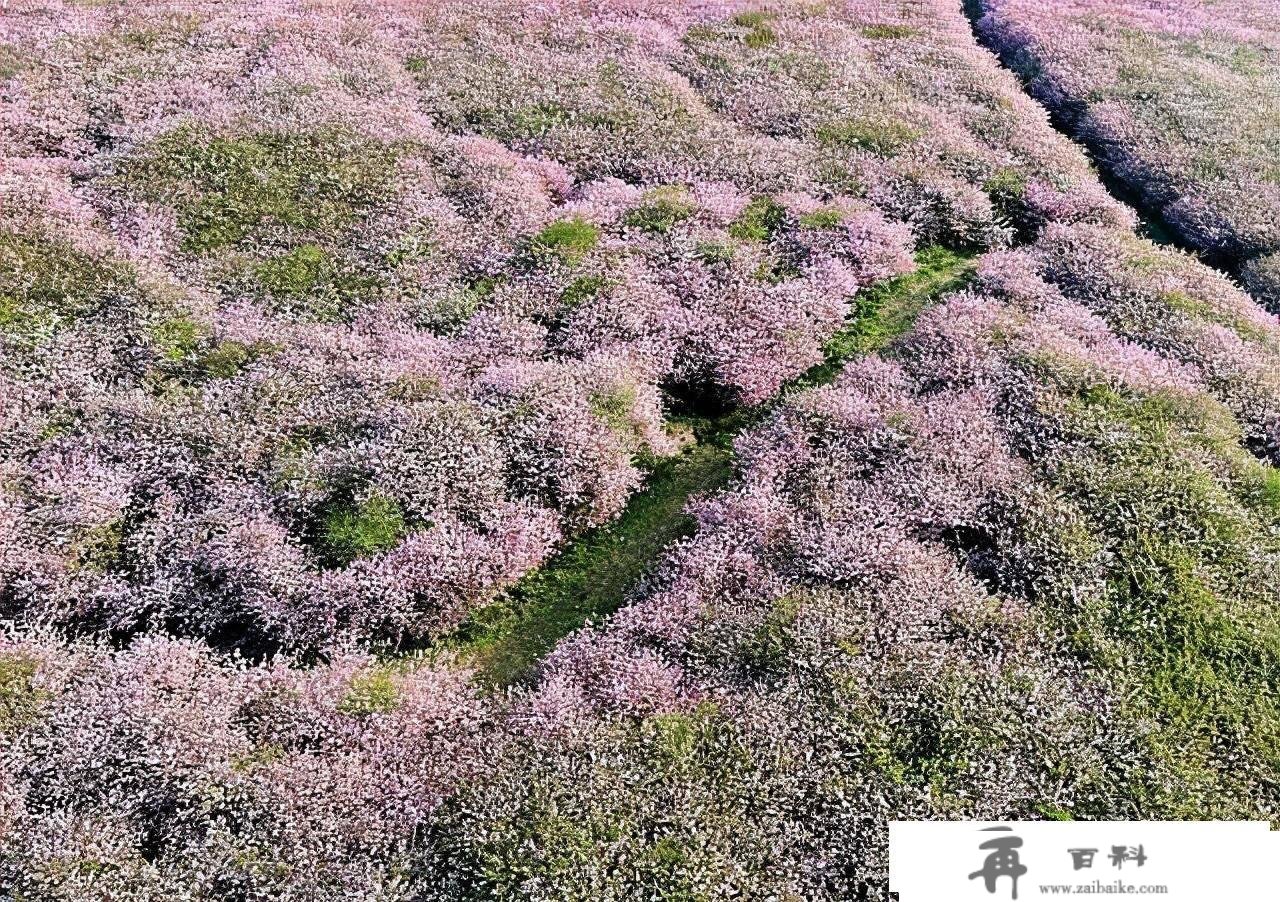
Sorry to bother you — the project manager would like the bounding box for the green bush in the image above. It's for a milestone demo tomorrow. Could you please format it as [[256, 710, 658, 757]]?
[[149, 315, 205, 361], [815, 117, 922, 155], [320, 492, 406, 565], [694, 241, 735, 265], [623, 186, 695, 235], [728, 196, 787, 242], [419, 704, 756, 900], [199, 340, 253, 378], [589, 383, 638, 434], [530, 217, 600, 265]]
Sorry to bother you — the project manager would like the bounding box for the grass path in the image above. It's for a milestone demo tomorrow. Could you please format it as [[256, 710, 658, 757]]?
[[435, 246, 977, 687]]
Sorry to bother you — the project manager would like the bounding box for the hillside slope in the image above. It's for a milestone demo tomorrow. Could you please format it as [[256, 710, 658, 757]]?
[[2, 1, 1278, 899]]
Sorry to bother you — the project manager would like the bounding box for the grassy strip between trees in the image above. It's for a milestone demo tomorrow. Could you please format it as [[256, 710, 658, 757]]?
[[435, 247, 977, 687]]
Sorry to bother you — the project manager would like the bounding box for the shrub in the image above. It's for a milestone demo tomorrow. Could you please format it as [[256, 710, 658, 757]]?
[[530, 217, 600, 265], [622, 186, 695, 235], [727, 196, 786, 242], [320, 492, 406, 565], [815, 117, 922, 155]]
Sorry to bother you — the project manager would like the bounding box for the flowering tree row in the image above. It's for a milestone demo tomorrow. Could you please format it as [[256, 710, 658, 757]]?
[[976, 0, 1280, 310]]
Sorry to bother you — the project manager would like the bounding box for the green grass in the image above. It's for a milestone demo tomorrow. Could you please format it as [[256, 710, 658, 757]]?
[[0, 653, 45, 735], [530, 217, 600, 265], [1014, 360, 1280, 817], [0, 231, 135, 340], [815, 116, 922, 155], [337, 667, 401, 716], [793, 246, 977, 389], [732, 11, 777, 49], [254, 244, 330, 297], [147, 314, 265, 384], [623, 186, 696, 235], [421, 248, 975, 688], [727, 195, 787, 242], [798, 208, 844, 229], [560, 274, 608, 307], [447, 443, 735, 687], [320, 492, 406, 566], [116, 126, 398, 254], [862, 24, 917, 40]]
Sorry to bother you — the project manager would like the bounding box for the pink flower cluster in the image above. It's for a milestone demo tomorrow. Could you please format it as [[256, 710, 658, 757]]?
[[1, 632, 490, 898]]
